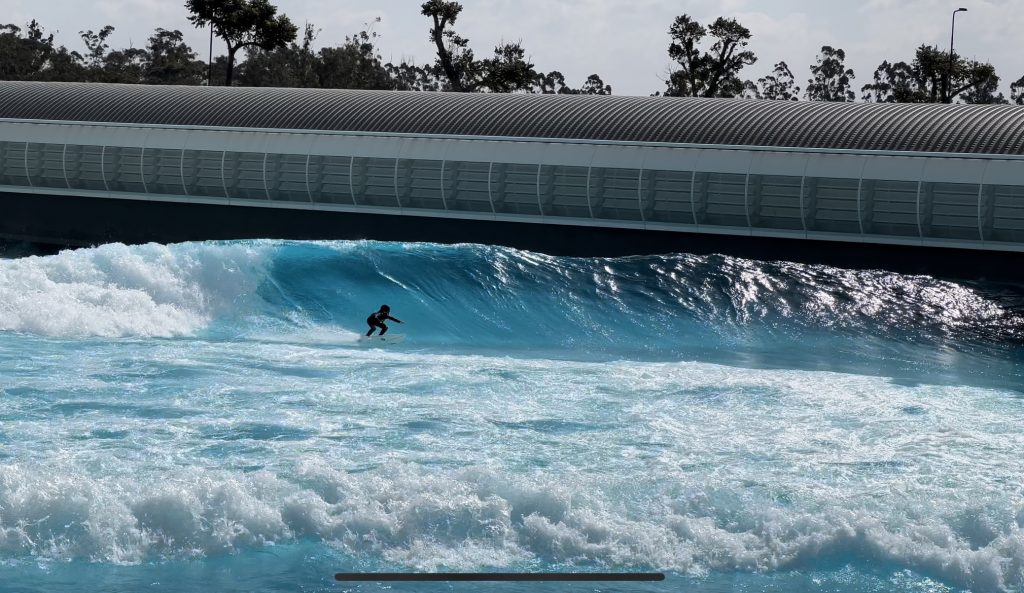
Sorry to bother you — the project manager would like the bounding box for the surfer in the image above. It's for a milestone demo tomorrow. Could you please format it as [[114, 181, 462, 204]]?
[[366, 304, 403, 336]]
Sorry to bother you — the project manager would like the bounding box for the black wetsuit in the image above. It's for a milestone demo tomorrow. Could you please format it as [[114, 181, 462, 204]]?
[[366, 311, 400, 336]]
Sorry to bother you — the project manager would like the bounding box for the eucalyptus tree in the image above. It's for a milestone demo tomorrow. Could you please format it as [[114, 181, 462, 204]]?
[[805, 46, 855, 102], [742, 61, 799, 100], [144, 29, 205, 85], [1009, 76, 1024, 105], [419, 0, 537, 92], [861, 45, 999, 104], [79, 26, 147, 83], [184, 0, 297, 86], [663, 14, 756, 97], [420, 0, 476, 91], [534, 71, 611, 95], [0, 20, 85, 81]]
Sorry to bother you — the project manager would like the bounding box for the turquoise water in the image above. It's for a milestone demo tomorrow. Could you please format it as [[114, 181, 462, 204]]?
[[1, 239, 1023, 593]]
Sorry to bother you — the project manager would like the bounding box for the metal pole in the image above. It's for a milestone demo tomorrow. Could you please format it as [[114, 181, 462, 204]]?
[[948, 8, 967, 103], [208, 25, 213, 86]]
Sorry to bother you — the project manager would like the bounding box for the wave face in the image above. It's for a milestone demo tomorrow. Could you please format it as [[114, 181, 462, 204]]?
[[1, 240, 1023, 593]]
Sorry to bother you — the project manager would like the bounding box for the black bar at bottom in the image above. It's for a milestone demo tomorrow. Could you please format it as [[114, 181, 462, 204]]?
[[335, 572, 665, 582]]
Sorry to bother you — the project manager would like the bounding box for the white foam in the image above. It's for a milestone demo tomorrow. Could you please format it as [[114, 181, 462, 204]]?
[[0, 242, 268, 337], [1, 459, 1023, 591]]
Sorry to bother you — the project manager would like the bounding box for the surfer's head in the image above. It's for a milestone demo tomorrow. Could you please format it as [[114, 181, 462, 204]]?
[[380, 304, 391, 313]]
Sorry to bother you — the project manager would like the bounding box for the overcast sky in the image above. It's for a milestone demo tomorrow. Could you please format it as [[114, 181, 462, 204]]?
[[5, 0, 1023, 97]]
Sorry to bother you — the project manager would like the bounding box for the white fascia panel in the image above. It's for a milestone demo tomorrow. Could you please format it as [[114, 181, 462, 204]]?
[[981, 159, 1024, 186], [395, 136, 454, 162], [861, 154, 927, 182], [803, 152, 865, 180], [482, 140, 552, 165], [143, 127, 189, 151], [536, 142, 593, 168], [222, 131, 271, 155], [440, 139, 506, 163], [95, 126, 152, 149], [589, 144, 645, 169], [61, 124, 111, 148], [0, 121, 72, 144], [309, 134, 398, 158], [919, 158, 987, 185], [747, 151, 808, 177], [639, 146, 700, 172], [692, 148, 752, 175], [182, 129, 231, 151], [264, 132, 314, 155], [0, 121, 22, 142], [0, 120, 55, 143]]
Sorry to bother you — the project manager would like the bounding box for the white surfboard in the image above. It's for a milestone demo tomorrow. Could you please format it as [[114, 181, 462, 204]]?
[[358, 333, 406, 345]]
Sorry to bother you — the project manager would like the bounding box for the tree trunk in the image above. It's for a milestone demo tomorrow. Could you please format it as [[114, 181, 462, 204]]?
[[225, 45, 236, 86], [431, 15, 463, 92]]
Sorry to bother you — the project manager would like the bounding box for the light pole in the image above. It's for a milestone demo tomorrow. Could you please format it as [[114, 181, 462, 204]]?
[[947, 7, 967, 103], [208, 26, 214, 86]]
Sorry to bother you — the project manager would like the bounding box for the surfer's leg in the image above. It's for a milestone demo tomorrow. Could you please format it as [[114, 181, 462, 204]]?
[[379, 323, 389, 336]]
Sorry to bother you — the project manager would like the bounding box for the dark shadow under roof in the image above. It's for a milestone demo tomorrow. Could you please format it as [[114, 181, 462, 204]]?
[[2, 81, 1023, 155]]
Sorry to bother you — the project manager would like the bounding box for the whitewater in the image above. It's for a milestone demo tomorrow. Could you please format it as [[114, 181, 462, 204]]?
[[1, 239, 1023, 593]]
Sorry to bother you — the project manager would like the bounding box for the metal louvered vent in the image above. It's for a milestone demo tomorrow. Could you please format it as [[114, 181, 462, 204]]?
[[2, 81, 1024, 155]]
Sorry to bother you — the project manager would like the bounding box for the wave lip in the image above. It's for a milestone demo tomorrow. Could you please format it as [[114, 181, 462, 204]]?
[[2, 239, 1021, 354]]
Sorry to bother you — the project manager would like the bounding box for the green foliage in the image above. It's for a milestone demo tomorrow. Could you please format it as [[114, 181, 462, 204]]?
[[4, 4, 595, 95], [238, 22, 319, 87], [316, 32, 393, 90], [420, 0, 601, 94], [238, 20, 440, 91], [533, 71, 611, 95], [79, 26, 115, 70], [420, 0, 476, 91], [185, 0, 297, 85], [145, 29, 205, 85], [579, 74, 611, 95], [961, 72, 1007, 104], [0, 20, 85, 81], [479, 42, 536, 93], [806, 46, 855, 102], [861, 45, 1001, 104], [664, 14, 756, 97], [742, 61, 799, 100], [1012, 76, 1024, 105], [79, 27, 149, 83], [860, 60, 916, 103], [386, 62, 442, 92]]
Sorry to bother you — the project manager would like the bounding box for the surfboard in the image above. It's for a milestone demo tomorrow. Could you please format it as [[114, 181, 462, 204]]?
[[358, 333, 406, 345]]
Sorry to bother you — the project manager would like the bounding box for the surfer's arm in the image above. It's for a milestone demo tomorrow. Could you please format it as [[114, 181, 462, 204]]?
[[387, 315, 403, 323]]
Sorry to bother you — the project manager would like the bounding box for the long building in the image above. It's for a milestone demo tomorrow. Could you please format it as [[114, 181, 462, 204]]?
[[1, 81, 1023, 277]]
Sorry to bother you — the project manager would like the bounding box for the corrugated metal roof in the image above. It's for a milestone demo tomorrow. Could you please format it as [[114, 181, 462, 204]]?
[[2, 81, 1023, 155]]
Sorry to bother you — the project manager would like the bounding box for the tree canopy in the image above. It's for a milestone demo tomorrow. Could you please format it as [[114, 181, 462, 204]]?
[[145, 29, 206, 85], [743, 61, 799, 100], [419, 0, 607, 94], [4, 6, 1023, 103], [0, 21, 85, 81], [1012, 76, 1024, 105], [185, 0, 297, 86], [805, 46, 855, 102], [861, 45, 1002, 104], [663, 14, 756, 97]]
